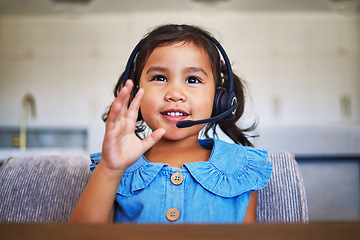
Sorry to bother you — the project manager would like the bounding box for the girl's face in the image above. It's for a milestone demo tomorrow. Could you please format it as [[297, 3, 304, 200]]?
[[139, 42, 215, 141]]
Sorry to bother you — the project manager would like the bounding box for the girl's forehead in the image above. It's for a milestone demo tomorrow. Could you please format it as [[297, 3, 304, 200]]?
[[151, 41, 207, 55], [147, 41, 210, 63], [144, 43, 211, 71]]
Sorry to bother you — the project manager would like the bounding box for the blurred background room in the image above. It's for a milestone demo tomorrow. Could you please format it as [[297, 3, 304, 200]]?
[[0, 0, 359, 222]]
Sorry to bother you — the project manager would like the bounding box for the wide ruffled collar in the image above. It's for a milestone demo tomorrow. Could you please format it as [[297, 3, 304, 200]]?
[[91, 138, 273, 198], [184, 138, 273, 197]]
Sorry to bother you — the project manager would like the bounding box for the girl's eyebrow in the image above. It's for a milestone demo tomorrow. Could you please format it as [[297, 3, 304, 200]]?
[[146, 66, 168, 74], [184, 67, 208, 76], [145, 66, 208, 76]]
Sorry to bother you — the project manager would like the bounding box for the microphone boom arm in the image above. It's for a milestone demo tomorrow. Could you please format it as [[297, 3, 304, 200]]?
[[176, 102, 238, 128]]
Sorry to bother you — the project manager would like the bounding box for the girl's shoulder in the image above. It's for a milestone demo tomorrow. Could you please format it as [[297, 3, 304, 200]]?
[[183, 138, 273, 197]]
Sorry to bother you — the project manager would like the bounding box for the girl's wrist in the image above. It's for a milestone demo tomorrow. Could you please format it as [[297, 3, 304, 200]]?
[[97, 160, 126, 176]]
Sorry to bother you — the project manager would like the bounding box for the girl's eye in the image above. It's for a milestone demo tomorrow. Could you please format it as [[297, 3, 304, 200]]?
[[185, 77, 201, 84], [152, 75, 167, 82]]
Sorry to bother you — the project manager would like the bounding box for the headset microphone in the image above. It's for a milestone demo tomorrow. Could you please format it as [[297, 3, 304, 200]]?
[[176, 101, 238, 128]]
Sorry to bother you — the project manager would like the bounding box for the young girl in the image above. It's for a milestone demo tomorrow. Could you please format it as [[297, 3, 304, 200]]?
[[68, 24, 273, 224]]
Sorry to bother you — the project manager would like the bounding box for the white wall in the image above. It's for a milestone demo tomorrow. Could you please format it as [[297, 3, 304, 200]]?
[[0, 11, 359, 153]]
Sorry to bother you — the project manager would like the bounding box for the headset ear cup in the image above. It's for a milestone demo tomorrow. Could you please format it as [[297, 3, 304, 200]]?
[[213, 88, 225, 117], [221, 91, 237, 120], [221, 91, 230, 114], [227, 92, 237, 119], [213, 88, 237, 120]]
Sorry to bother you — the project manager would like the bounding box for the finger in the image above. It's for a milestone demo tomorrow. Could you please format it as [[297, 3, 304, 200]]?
[[112, 80, 133, 111], [106, 101, 121, 130], [127, 88, 144, 120], [112, 79, 133, 115], [142, 128, 165, 151], [107, 80, 134, 128], [119, 92, 131, 120], [117, 80, 133, 106]]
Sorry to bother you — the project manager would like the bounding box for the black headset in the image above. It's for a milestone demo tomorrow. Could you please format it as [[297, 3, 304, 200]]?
[[123, 33, 238, 128]]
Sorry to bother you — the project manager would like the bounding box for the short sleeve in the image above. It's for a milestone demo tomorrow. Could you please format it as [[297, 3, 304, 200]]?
[[89, 152, 101, 173]]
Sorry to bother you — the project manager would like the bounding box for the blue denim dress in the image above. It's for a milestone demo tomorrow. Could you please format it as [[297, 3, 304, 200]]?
[[90, 138, 273, 223]]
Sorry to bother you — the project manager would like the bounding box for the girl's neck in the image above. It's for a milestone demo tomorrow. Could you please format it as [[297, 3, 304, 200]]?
[[144, 136, 211, 169]]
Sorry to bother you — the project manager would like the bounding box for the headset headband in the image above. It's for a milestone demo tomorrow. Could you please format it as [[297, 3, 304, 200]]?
[[210, 37, 234, 92]]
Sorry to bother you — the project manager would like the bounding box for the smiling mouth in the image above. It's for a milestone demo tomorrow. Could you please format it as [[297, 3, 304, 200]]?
[[161, 110, 189, 117]]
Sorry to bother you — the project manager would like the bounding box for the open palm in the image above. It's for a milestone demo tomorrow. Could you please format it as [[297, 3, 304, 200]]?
[[99, 80, 165, 173]]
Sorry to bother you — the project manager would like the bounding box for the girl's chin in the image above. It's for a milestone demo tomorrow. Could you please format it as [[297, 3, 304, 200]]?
[[159, 127, 203, 141], [162, 130, 188, 140]]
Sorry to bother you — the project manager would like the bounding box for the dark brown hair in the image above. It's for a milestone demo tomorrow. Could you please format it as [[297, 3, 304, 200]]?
[[103, 24, 256, 147]]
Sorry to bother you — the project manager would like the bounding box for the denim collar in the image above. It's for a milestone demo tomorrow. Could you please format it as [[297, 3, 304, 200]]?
[[117, 138, 273, 197]]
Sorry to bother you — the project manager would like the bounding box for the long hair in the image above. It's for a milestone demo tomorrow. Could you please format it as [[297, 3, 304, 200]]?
[[103, 24, 256, 147]]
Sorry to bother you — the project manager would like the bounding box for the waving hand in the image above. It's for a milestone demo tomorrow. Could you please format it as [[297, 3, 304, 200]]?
[[99, 80, 165, 173]]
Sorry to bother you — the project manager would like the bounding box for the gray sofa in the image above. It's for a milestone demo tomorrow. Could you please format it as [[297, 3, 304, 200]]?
[[0, 152, 308, 223]]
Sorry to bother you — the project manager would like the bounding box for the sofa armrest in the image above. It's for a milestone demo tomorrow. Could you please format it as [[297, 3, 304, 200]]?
[[257, 152, 308, 222], [0, 155, 91, 223]]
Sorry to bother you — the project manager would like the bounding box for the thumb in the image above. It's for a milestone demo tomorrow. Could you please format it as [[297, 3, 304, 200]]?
[[142, 128, 165, 151]]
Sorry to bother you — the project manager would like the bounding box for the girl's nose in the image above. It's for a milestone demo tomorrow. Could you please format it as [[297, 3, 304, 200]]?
[[164, 88, 186, 102]]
